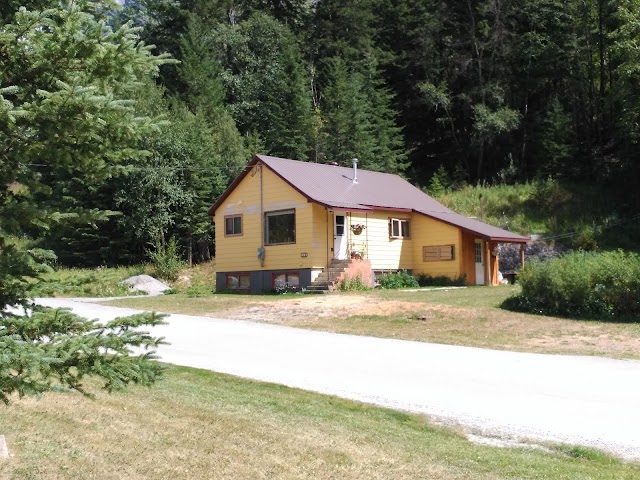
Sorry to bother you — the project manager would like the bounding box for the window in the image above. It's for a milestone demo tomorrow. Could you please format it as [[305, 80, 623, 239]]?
[[272, 272, 300, 288], [224, 215, 242, 236], [389, 218, 410, 239], [265, 209, 295, 245], [423, 245, 455, 262], [226, 273, 250, 290], [474, 241, 482, 263]]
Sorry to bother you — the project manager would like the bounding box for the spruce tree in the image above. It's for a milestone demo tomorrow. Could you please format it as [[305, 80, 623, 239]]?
[[0, 0, 170, 400]]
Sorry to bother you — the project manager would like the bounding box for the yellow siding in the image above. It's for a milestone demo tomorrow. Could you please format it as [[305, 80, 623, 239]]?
[[215, 163, 328, 272], [349, 212, 412, 270], [310, 203, 330, 267], [216, 164, 464, 279], [410, 214, 461, 278]]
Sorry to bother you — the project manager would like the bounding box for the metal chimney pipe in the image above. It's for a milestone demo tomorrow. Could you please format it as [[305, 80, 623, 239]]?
[[353, 158, 358, 184]]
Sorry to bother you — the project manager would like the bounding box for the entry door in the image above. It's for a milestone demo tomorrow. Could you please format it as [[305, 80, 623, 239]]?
[[334, 214, 348, 260], [474, 240, 484, 285]]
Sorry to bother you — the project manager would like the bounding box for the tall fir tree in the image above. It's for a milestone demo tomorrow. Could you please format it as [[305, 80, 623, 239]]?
[[0, 0, 167, 400]]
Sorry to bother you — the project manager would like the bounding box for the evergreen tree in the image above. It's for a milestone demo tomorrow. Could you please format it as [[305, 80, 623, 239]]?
[[321, 57, 406, 173], [0, 0, 168, 399], [321, 58, 374, 167], [539, 97, 576, 179], [218, 12, 312, 159]]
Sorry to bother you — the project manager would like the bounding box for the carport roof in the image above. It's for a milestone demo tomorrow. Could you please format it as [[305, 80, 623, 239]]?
[[210, 155, 529, 243]]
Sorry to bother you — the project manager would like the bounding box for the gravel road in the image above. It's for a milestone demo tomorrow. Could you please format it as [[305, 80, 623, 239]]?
[[36, 297, 640, 460]]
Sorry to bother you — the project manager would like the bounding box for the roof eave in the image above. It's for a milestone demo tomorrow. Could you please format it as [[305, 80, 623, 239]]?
[[414, 210, 529, 243]]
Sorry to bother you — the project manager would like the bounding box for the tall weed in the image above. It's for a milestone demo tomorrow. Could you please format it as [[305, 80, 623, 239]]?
[[338, 275, 371, 291], [148, 238, 185, 282]]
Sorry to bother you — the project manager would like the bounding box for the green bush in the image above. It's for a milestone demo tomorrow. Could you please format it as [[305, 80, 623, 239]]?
[[502, 250, 640, 320], [378, 271, 419, 289], [416, 274, 467, 287], [338, 275, 370, 291], [148, 238, 185, 282]]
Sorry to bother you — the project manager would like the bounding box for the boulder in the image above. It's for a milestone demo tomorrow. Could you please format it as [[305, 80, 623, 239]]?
[[122, 275, 170, 296]]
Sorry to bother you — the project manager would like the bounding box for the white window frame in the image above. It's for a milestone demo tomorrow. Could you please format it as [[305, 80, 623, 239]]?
[[389, 217, 410, 239]]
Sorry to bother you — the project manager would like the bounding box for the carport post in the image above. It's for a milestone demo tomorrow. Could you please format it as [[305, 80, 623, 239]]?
[[520, 244, 525, 268]]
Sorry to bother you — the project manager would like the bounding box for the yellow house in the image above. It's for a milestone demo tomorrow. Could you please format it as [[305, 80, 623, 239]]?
[[209, 155, 529, 293]]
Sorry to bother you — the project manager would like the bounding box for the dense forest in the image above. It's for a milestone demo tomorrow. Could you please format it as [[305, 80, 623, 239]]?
[[2, 0, 639, 269]]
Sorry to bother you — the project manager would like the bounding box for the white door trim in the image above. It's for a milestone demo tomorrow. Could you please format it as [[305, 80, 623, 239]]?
[[474, 239, 484, 285], [334, 214, 348, 260]]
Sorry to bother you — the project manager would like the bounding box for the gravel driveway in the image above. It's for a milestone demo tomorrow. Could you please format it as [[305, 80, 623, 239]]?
[[37, 297, 640, 460]]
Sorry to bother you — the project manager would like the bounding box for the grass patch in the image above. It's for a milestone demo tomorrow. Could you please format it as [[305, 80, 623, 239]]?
[[28, 261, 218, 298], [437, 179, 638, 250], [0, 366, 637, 479], [371, 285, 516, 308], [29, 265, 148, 297]]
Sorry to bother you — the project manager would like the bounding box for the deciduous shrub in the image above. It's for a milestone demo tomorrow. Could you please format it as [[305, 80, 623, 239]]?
[[502, 250, 640, 320], [416, 274, 466, 287], [378, 271, 419, 289]]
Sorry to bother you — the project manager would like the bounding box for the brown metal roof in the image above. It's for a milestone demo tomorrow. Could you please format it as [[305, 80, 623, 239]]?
[[210, 154, 529, 243]]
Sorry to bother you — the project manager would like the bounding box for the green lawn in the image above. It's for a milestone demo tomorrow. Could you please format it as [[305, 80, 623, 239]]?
[[0, 366, 637, 479]]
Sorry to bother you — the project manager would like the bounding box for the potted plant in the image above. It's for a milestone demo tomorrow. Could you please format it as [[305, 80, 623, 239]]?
[[350, 223, 366, 235]]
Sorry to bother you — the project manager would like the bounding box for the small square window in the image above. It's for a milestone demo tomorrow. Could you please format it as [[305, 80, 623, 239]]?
[[224, 215, 242, 236], [390, 218, 410, 239]]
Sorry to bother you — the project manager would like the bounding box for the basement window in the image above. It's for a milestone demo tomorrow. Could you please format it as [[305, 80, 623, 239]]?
[[273, 272, 300, 289], [224, 215, 242, 236], [265, 209, 296, 245], [389, 218, 410, 239], [226, 273, 250, 290], [423, 245, 455, 262]]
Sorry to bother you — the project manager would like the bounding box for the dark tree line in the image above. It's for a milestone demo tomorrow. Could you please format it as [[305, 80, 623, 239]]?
[[126, 0, 640, 186], [3, 0, 640, 268]]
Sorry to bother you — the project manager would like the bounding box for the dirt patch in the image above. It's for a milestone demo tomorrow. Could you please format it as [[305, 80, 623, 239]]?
[[217, 294, 434, 323]]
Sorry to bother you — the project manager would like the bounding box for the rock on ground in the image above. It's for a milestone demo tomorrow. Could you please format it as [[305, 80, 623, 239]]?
[[0, 435, 8, 458], [122, 275, 170, 296]]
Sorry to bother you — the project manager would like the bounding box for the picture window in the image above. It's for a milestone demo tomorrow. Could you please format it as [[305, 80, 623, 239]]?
[[265, 209, 296, 245]]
